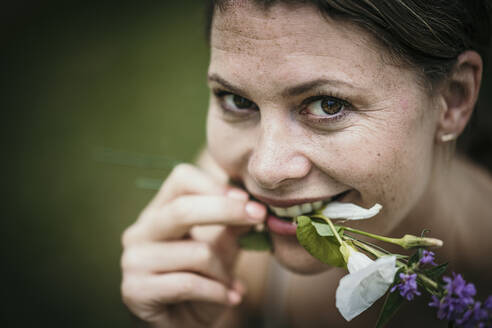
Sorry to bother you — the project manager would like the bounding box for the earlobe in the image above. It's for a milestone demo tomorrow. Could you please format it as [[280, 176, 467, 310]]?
[[436, 50, 483, 142]]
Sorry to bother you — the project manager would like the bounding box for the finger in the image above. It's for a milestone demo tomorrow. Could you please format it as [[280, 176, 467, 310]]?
[[190, 225, 251, 269], [215, 226, 254, 269], [150, 164, 249, 207], [124, 195, 266, 244], [146, 195, 266, 240], [127, 272, 241, 306], [189, 225, 251, 245], [121, 241, 232, 284]]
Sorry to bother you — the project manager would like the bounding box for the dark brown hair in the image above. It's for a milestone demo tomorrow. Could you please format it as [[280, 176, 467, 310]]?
[[206, 0, 491, 88]]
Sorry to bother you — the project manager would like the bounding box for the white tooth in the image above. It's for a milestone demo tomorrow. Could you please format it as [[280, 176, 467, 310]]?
[[313, 201, 323, 210], [273, 207, 288, 217], [270, 206, 279, 215], [286, 205, 302, 217], [301, 203, 313, 214]]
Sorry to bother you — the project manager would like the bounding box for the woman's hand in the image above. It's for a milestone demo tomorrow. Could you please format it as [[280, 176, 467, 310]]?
[[121, 163, 266, 328]]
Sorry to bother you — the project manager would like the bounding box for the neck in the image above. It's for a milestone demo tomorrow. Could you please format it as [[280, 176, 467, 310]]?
[[394, 153, 458, 240]]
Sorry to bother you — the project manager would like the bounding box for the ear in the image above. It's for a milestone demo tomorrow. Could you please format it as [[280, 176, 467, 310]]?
[[436, 51, 483, 142]]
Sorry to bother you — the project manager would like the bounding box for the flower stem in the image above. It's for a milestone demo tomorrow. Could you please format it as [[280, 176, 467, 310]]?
[[350, 239, 407, 268], [351, 239, 386, 258], [342, 226, 400, 245], [344, 233, 391, 255], [324, 217, 344, 245], [417, 273, 438, 290], [341, 226, 443, 249]]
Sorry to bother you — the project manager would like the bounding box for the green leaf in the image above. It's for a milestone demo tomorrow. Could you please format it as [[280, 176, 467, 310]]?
[[310, 218, 343, 236], [424, 263, 448, 281], [238, 230, 271, 251], [375, 281, 405, 327], [408, 248, 423, 266], [296, 216, 345, 267]]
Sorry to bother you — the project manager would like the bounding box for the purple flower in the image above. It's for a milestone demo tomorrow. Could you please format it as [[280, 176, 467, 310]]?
[[443, 273, 476, 305], [429, 273, 478, 322], [390, 273, 421, 301], [429, 295, 468, 321], [429, 295, 447, 320], [455, 301, 489, 328], [484, 295, 492, 312], [419, 250, 437, 266]]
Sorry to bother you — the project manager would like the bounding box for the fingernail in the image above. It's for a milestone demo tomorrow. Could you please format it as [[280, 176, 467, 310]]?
[[226, 188, 249, 201], [228, 290, 242, 306], [245, 202, 266, 221]]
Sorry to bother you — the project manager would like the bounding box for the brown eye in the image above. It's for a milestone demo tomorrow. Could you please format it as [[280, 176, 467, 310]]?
[[219, 93, 257, 111], [233, 95, 254, 109], [304, 96, 347, 118], [321, 97, 344, 115]]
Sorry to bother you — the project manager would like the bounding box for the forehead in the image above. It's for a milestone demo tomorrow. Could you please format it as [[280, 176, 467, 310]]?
[[209, 2, 392, 90]]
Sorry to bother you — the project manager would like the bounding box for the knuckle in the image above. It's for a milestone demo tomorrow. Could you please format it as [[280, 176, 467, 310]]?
[[121, 276, 142, 306], [122, 219, 151, 246], [170, 163, 195, 181], [121, 226, 136, 247], [120, 247, 140, 271], [122, 223, 146, 246]]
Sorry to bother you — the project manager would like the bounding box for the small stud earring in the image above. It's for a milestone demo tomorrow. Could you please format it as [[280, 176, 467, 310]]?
[[440, 133, 456, 142]]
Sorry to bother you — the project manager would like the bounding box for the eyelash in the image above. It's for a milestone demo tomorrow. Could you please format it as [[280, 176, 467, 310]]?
[[212, 89, 353, 123], [299, 91, 352, 123], [213, 90, 259, 113]]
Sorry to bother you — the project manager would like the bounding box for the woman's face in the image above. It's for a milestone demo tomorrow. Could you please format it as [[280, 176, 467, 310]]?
[[206, 2, 440, 274]]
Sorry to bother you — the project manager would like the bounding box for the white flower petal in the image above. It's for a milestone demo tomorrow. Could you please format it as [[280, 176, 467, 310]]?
[[322, 202, 382, 220], [336, 256, 397, 321], [347, 250, 374, 273]]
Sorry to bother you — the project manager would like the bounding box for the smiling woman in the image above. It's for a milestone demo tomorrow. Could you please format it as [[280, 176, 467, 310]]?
[[120, 1, 492, 327]]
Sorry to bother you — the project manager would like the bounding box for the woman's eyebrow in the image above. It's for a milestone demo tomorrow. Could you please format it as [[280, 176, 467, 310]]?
[[207, 74, 244, 96], [208, 74, 362, 97], [282, 79, 360, 97]]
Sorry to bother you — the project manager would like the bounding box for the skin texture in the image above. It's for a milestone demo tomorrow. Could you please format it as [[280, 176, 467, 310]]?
[[207, 2, 440, 274], [121, 2, 491, 327]]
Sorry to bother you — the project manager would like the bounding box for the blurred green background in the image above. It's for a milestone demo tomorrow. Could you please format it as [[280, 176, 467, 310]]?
[[1, 1, 491, 327], [2, 1, 209, 327]]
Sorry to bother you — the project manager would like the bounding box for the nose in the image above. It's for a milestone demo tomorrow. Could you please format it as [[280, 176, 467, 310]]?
[[247, 120, 312, 190]]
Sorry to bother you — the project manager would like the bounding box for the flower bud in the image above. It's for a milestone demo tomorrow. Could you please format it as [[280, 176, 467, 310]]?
[[399, 234, 443, 249]]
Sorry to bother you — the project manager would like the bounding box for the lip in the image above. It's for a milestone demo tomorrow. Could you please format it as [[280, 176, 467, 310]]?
[[250, 190, 351, 208], [267, 214, 298, 235]]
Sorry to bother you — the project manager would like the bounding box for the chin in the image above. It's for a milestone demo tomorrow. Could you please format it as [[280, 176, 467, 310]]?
[[271, 233, 333, 275]]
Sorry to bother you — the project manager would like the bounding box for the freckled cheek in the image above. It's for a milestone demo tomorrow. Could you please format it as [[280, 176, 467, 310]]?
[[322, 136, 422, 206]]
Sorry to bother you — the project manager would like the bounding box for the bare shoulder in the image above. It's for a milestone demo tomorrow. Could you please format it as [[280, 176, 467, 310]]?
[[452, 156, 492, 236], [444, 156, 492, 293]]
